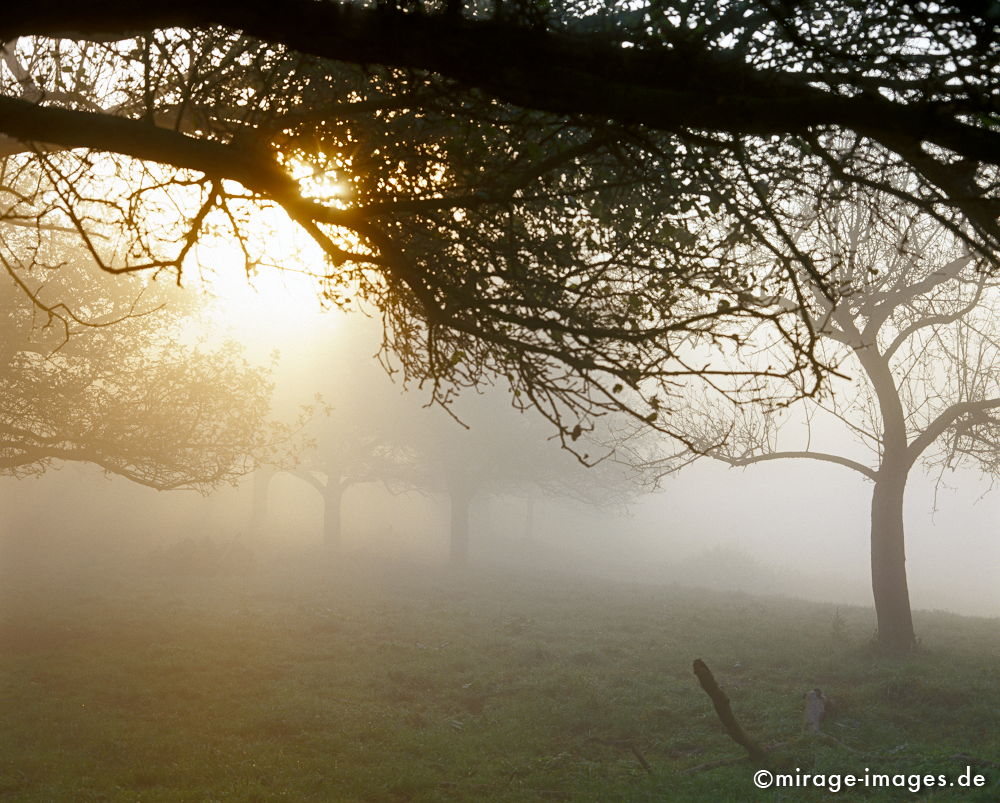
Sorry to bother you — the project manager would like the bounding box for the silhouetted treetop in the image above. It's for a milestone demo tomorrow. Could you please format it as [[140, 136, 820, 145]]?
[[1, 1, 998, 445], [5, 2, 998, 174]]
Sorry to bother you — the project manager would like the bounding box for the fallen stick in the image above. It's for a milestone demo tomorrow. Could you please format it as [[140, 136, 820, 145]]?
[[692, 659, 768, 765]]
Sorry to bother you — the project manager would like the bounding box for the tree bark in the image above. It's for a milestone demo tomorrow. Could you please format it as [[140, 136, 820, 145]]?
[[853, 341, 917, 654], [449, 484, 472, 566], [870, 465, 916, 653]]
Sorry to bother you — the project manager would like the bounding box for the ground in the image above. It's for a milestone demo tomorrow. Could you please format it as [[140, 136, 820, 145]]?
[[1, 555, 998, 801]]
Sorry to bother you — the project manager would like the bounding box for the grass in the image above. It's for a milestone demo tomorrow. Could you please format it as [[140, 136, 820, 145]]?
[[1, 556, 999, 801]]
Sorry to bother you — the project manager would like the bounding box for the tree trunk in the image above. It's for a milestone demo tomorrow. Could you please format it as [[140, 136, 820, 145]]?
[[870, 466, 916, 653], [449, 486, 472, 566], [323, 482, 345, 555]]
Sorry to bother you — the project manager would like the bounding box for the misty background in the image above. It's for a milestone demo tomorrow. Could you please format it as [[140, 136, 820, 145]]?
[[4, 311, 996, 619]]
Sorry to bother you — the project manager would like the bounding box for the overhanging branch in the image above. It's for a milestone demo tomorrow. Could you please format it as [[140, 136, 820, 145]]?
[[2, 2, 1000, 170]]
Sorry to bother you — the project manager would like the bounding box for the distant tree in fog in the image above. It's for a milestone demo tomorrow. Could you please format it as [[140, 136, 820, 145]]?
[[249, 332, 422, 552], [387, 390, 638, 566], [283, 402, 413, 553], [257, 330, 639, 563], [0, 266, 285, 491], [636, 182, 1000, 654]]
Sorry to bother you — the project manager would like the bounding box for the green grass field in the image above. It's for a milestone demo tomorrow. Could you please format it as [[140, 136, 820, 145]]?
[[2, 557, 998, 801]]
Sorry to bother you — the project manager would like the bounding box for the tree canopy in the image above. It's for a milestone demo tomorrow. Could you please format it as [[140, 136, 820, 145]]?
[[262, 327, 638, 559], [0, 262, 285, 491], [0, 1, 997, 445]]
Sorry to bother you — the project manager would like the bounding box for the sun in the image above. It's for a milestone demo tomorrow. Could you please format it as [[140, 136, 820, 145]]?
[[183, 203, 352, 352]]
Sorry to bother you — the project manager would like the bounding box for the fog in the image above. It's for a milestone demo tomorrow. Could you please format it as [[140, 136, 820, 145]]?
[[3, 312, 997, 620], [5, 9, 1000, 799]]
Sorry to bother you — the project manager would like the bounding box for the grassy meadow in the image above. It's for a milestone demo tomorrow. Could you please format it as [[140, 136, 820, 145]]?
[[1, 556, 999, 801]]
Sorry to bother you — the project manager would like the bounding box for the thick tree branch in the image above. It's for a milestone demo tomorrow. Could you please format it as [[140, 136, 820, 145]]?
[[906, 398, 1000, 466], [0, 96, 372, 262], [692, 659, 768, 765], [290, 467, 327, 493], [0, 442, 214, 490], [861, 254, 975, 345], [711, 449, 877, 481], [882, 276, 986, 361], [2, 2, 1000, 172]]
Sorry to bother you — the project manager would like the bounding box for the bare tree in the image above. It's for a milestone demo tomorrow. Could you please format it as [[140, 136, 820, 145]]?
[[635, 183, 1000, 653]]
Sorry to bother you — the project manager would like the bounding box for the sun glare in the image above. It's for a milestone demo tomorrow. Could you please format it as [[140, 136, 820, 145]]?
[[184, 203, 351, 351]]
